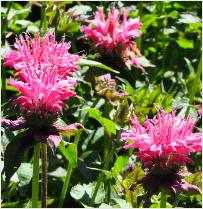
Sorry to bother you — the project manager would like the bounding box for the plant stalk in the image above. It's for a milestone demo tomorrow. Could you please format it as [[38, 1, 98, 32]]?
[[90, 139, 112, 206], [32, 143, 41, 208], [58, 162, 73, 208], [58, 130, 82, 207], [58, 98, 100, 207], [160, 191, 167, 208], [41, 143, 47, 208]]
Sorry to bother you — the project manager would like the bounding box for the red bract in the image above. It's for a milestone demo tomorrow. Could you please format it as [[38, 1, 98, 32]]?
[[121, 110, 202, 169], [4, 33, 80, 119], [81, 8, 144, 71]]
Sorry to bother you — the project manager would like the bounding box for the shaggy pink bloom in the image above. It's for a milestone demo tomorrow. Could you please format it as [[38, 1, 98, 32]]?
[[4, 33, 80, 119], [121, 111, 202, 169], [4, 33, 79, 80], [81, 8, 144, 71]]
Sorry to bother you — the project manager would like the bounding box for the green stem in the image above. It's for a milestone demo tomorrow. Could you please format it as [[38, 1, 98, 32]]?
[[90, 138, 112, 206], [58, 98, 100, 207], [90, 174, 103, 206], [32, 143, 40, 208], [41, 143, 47, 208], [185, 56, 202, 117], [160, 191, 167, 208], [58, 162, 73, 208]]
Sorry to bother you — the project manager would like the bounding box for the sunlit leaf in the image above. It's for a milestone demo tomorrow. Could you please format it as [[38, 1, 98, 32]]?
[[77, 59, 119, 74]]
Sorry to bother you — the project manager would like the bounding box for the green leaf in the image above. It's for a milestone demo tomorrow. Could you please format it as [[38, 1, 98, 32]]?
[[17, 163, 33, 187], [88, 108, 116, 136], [185, 171, 202, 189], [77, 59, 119, 74], [167, 10, 179, 19], [112, 156, 129, 179], [85, 166, 112, 178], [14, 20, 31, 27], [26, 25, 39, 34], [68, 5, 92, 16], [136, 56, 155, 68], [184, 57, 195, 74], [112, 198, 132, 208], [70, 182, 105, 206], [176, 38, 194, 49], [179, 13, 201, 24], [122, 167, 145, 207], [99, 203, 113, 208], [59, 142, 77, 168], [4, 130, 36, 185], [141, 14, 158, 32]]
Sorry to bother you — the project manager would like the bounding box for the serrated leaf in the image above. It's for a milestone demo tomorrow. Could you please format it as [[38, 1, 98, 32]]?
[[77, 59, 119, 74]]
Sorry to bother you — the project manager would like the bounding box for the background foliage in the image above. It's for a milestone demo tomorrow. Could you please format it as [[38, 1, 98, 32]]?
[[1, 1, 202, 208]]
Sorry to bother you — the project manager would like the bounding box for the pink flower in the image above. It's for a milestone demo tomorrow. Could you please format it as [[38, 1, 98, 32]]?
[[4, 33, 79, 79], [81, 7, 144, 71], [2, 32, 84, 151], [121, 110, 202, 169], [4, 33, 80, 120]]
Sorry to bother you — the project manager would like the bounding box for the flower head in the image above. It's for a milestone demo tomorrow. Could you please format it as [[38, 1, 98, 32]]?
[[81, 7, 144, 70], [4, 33, 80, 123], [121, 110, 202, 170], [4, 33, 79, 78], [2, 32, 83, 151]]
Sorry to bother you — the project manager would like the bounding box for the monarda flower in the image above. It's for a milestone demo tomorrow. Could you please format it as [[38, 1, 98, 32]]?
[[2, 33, 84, 151], [121, 110, 202, 199], [81, 7, 144, 71]]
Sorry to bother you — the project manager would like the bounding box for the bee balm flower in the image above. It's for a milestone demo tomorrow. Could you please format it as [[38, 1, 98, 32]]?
[[121, 110, 202, 169], [4, 33, 79, 79], [4, 33, 80, 122], [121, 110, 202, 198], [81, 8, 144, 71], [2, 33, 82, 151]]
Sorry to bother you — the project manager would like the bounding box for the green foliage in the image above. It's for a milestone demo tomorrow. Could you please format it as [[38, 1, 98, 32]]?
[[1, 1, 202, 208], [77, 59, 119, 74], [70, 182, 105, 206], [88, 108, 116, 137], [3, 130, 36, 185], [112, 156, 129, 179], [59, 142, 77, 168]]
